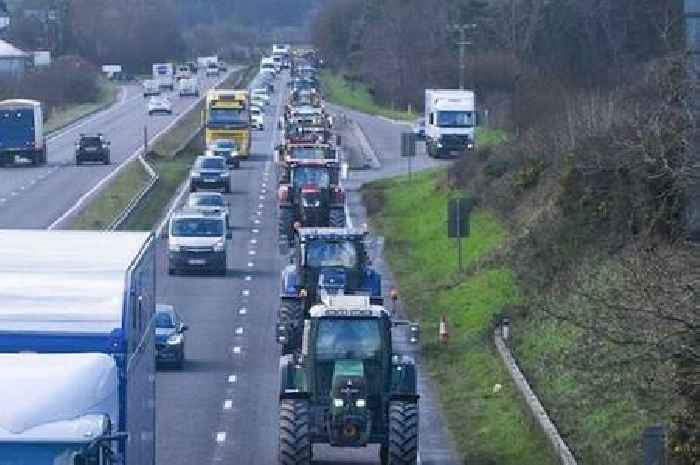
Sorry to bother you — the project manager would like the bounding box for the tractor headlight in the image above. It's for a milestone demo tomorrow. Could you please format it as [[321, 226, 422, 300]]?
[[213, 239, 225, 252], [166, 334, 183, 346], [355, 399, 366, 408], [333, 398, 344, 408], [437, 143, 443, 148]]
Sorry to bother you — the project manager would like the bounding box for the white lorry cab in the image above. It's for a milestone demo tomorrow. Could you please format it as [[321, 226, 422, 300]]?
[[152, 63, 175, 90], [424, 89, 476, 158], [178, 77, 199, 97]]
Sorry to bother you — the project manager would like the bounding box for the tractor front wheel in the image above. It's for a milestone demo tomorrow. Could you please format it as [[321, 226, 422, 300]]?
[[329, 207, 346, 228], [387, 401, 419, 465], [278, 207, 294, 244], [279, 400, 311, 465]]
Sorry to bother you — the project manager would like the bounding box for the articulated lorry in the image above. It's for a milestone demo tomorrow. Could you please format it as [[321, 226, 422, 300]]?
[[424, 89, 476, 158], [153, 63, 175, 90], [0, 230, 157, 465], [204, 89, 251, 158], [0, 99, 47, 166]]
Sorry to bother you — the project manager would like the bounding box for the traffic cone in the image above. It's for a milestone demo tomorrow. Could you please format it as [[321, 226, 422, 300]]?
[[439, 315, 449, 344]]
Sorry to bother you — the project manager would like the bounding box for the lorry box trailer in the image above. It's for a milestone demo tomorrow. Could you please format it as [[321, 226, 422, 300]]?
[[0, 230, 157, 465]]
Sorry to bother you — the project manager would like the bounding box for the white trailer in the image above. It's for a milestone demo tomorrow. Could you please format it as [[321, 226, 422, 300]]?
[[152, 63, 175, 90], [424, 89, 476, 158]]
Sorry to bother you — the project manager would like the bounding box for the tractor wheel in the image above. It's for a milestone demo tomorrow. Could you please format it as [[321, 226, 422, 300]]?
[[279, 300, 304, 353], [278, 400, 311, 465], [278, 207, 294, 244], [329, 207, 346, 228], [388, 401, 419, 465]]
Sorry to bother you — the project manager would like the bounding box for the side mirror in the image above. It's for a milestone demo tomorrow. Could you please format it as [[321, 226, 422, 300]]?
[[180, 325, 189, 332], [226, 231, 233, 239], [408, 323, 420, 344], [336, 135, 342, 146], [276, 322, 288, 344]]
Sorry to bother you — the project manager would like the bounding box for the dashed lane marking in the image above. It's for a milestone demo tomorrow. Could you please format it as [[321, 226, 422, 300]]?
[[223, 400, 233, 411], [215, 432, 227, 443], [232, 346, 241, 354], [228, 375, 237, 383], [239, 307, 248, 315]]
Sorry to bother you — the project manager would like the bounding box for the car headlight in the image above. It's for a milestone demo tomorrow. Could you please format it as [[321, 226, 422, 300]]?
[[191, 172, 201, 178], [333, 398, 344, 408], [166, 333, 183, 345], [355, 399, 366, 408], [169, 244, 182, 252], [220, 171, 230, 177], [437, 143, 443, 148], [213, 239, 225, 252]]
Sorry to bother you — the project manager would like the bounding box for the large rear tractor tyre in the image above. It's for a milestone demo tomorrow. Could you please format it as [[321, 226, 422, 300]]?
[[279, 300, 304, 354], [388, 402, 419, 465], [278, 400, 311, 465], [278, 207, 294, 245], [329, 207, 346, 228]]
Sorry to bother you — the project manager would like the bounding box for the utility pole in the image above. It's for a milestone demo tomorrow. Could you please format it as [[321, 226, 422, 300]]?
[[449, 24, 477, 90], [685, 0, 700, 241]]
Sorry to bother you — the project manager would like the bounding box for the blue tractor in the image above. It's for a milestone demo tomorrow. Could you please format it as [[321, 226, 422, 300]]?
[[279, 228, 382, 354]]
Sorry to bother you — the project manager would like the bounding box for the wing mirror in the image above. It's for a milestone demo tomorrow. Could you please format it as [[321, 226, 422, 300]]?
[[180, 325, 189, 333], [226, 231, 233, 239]]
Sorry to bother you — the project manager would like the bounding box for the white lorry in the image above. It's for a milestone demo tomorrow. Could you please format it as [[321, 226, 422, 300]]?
[[261, 56, 276, 76], [0, 99, 47, 166], [424, 89, 476, 158], [198, 56, 219, 70], [143, 79, 160, 97], [179, 77, 199, 97], [152, 62, 175, 91]]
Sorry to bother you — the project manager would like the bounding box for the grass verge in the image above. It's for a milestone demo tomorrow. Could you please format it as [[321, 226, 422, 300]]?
[[69, 66, 254, 231], [363, 169, 557, 465], [45, 79, 119, 134], [321, 71, 417, 121]]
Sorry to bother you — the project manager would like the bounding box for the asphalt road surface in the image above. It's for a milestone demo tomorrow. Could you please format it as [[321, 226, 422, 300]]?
[[0, 69, 235, 229], [154, 71, 460, 465]]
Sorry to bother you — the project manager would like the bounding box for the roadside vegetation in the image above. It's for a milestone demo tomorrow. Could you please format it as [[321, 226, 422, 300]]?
[[316, 1, 698, 464], [321, 71, 416, 121]]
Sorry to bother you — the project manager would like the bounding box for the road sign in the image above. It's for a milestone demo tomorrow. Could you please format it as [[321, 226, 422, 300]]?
[[401, 132, 416, 158], [448, 197, 473, 238]]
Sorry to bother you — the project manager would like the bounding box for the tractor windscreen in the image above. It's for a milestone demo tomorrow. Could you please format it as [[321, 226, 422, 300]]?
[[289, 146, 329, 160], [292, 166, 330, 189], [315, 318, 381, 360], [306, 241, 358, 268]]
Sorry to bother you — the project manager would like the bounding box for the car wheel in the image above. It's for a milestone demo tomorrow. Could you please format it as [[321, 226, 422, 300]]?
[[104, 157, 110, 165], [168, 267, 176, 275], [76, 158, 81, 165]]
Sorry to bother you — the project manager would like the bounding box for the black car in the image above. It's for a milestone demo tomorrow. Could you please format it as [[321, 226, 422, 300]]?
[[75, 134, 110, 165], [155, 304, 188, 369], [190, 155, 231, 193]]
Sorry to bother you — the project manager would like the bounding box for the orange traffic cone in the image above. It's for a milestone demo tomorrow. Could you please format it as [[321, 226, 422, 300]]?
[[439, 315, 449, 344]]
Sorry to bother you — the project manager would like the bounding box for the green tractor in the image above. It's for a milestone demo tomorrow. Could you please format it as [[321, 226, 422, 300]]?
[[276, 296, 420, 465]]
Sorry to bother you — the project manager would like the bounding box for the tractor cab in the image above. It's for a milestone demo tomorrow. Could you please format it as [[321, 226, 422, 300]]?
[[277, 296, 420, 464]]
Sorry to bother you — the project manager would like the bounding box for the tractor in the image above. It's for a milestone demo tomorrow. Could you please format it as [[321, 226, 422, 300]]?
[[277, 161, 346, 244], [278, 228, 382, 354], [276, 295, 420, 465]]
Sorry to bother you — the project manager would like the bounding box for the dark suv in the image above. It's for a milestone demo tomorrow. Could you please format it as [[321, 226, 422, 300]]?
[[189, 155, 231, 193], [75, 134, 111, 165]]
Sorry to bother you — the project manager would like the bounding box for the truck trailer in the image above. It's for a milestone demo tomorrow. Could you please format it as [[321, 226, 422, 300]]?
[[153, 63, 175, 90], [0, 230, 157, 465], [424, 89, 476, 158], [0, 99, 47, 166]]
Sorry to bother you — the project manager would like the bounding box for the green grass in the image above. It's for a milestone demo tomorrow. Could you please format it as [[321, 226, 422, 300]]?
[[365, 170, 557, 465], [321, 71, 417, 121], [71, 161, 150, 230], [45, 80, 118, 134]]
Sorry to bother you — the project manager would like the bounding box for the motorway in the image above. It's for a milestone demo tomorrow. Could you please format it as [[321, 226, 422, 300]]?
[[0, 70, 235, 229], [154, 71, 460, 465]]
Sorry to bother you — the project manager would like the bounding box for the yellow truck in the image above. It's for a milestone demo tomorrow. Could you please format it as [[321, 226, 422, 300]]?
[[203, 89, 251, 157]]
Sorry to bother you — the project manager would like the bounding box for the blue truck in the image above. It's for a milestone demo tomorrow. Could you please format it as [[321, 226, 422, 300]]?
[[0, 99, 47, 166], [0, 230, 156, 465]]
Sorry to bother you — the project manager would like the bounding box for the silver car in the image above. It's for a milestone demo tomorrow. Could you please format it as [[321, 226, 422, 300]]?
[[186, 192, 230, 229]]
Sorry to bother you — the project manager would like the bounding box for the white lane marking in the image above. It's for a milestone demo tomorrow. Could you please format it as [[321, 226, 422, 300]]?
[[260, 189, 267, 194], [239, 307, 247, 315], [259, 195, 265, 200], [256, 211, 263, 216], [232, 346, 241, 354], [235, 327, 244, 335], [252, 229, 259, 234], [254, 219, 261, 225], [245, 275, 252, 281], [10, 192, 17, 197], [248, 250, 256, 255], [258, 203, 264, 208], [223, 400, 233, 411], [248, 261, 254, 267], [47, 70, 234, 230], [250, 239, 257, 244], [228, 375, 237, 383], [215, 432, 227, 443], [47, 86, 129, 141], [242, 289, 250, 296], [0, 198, 6, 203]]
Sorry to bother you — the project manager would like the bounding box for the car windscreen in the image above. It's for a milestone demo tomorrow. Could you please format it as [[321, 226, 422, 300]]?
[[155, 312, 175, 328], [190, 195, 224, 207], [291, 166, 330, 189], [306, 240, 358, 268], [80, 137, 102, 146], [315, 318, 382, 360], [289, 147, 329, 160], [213, 140, 237, 150], [171, 218, 223, 237], [209, 108, 248, 124], [437, 111, 474, 128], [196, 158, 225, 170]]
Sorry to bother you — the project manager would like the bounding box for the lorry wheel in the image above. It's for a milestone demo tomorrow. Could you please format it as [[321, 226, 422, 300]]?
[[104, 157, 111, 165], [329, 207, 346, 228], [278, 208, 294, 244], [388, 402, 419, 465], [278, 400, 311, 465]]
